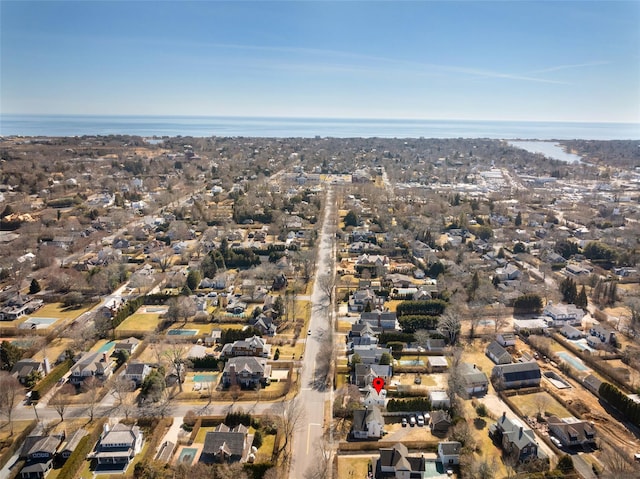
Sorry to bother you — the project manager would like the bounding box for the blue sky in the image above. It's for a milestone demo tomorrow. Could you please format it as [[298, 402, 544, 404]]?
[[1, 1, 639, 122]]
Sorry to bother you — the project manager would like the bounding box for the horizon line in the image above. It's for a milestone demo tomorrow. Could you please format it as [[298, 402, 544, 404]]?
[[1, 113, 639, 126]]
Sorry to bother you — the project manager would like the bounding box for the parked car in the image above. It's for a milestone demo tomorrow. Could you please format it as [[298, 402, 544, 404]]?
[[414, 375, 422, 384], [550, 436, 562, 448], [417, 414, 425, 427], [409, 416, 416, 427], [401, 417, 407, 427]]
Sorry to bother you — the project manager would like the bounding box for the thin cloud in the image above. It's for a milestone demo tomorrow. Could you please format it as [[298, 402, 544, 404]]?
[[530, 61, 610, 74]]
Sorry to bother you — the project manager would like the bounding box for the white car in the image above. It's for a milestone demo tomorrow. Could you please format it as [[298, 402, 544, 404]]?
[[417, 415, 425, 427]]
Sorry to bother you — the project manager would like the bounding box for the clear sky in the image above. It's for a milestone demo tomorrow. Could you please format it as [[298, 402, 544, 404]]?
[[1, 1, 639, 122]]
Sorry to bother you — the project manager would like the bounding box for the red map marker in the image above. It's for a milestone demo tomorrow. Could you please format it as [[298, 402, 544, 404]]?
[[372, 377, 385, 394]]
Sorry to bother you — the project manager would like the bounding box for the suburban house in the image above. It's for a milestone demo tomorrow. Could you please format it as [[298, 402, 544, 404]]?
[[58, 429, 87, 464], [428, 390, 451, 409], [429, 410, 452, 435], [222, 357, 271, 389], [123, 363, 152, 386], [69, 352, 114, 385], [360, 311, 399, 331], [12, 359, 46, 385], [486, 341, 512, 365], [427, 356, 448, 373], [349, 322, 382, 339], [201, 424, 252, 464], [460, 363, 489, 397], [561, 325, 583, 340], [496, 332, 516, 347], [543, 302, 585, 327], [351, 346, 392, 366], [113, 337, 140, 355], [250, 314, 277, 336], [204, 329, 223, 347], [90, 423, 143, 469], [353, 363, 393, 388], [495, 264, 521, 281], [589, 324, 616, 345], [351, 406, 385, 440], [374, 443, 426, 478], [490, 413, 542, 463], [363, 386, 387, 408], [491, 362, 541, 390], [547, 416, 597, 448], [355, 254, 389, 277], [19, 434, 63, 479], [348, 288, 384, 312], [583, 374, 603, 396], [426, 338, 446, 352], [437, 441, 461, 466], [221, 335, 271, 358]]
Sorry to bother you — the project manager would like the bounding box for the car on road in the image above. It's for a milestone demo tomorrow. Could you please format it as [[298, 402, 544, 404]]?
[[402, 417, 407, 427], [307, 329, 311, 335], [409, 416, 416, 427]]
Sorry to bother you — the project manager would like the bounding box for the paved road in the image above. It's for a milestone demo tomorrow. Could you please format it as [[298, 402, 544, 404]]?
[[290, 185, 337, 479]]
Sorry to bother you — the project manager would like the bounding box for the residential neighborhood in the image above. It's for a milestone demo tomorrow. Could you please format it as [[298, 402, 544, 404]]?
[[0, 134, 639, 479]]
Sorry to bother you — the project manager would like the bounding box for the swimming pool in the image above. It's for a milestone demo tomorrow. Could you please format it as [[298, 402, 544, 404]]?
[[399, 359, 425, 366], [98, 341, 115, 353], [193, 374, 218, 383], [177, 447, 198, 465], [557, 351, 590, 372], [167, 329, 199, 336], [19, 317, 58, 329], [425, 460, 447, 478]]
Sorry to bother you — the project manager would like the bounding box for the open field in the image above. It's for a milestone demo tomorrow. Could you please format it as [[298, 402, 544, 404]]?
[[28, 302, 94, 321], [336, 455, 373, 479], [116, 310, 162, 332], [509, 391, 570, 418]]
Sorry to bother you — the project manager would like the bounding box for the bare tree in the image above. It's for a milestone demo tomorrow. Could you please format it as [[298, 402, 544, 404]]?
[[166, 296, 197, 324], [296, 250, 317, 284], [271, 398, 306, 468], [414, 329, 430, 348], [163, 343, 190, 393], [51, 383, 75, 422], [303, 437, 332, 479], [0, 372, 22, 435], [112, 376, 136, 406], [152, 247, 174, 273], [438, 311, 461, 345], [601, 443, 639, 479], [318, 273, 337, 305], [82, 376, 102, 422], [534, 393, 550, 418]]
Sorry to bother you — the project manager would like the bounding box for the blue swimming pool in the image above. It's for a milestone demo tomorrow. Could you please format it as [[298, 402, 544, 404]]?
[[399, 359, 425, 366], [193, 374, 218, 383], [98, 341, 115, 353], [178, 447, 198, 465], [557, 351, 589, 372]]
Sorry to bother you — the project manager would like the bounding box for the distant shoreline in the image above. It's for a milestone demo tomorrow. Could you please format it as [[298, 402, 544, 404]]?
[[1, 114, 639, 140]]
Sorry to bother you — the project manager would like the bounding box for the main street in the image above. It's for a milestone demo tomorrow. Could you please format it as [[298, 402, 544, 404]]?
[[290, 185, 337, 479]]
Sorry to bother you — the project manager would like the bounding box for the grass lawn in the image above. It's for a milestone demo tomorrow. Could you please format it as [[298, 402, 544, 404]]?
[[510, 392, 571, 418], [271, 340, 304, 360], [116, 310, 162, 332], [31, 337, 74, 363], [195, 426, 216, 444], [337, 455, 372, 479], [29, 302, 94, 321], [337, 320, 352, 332], [255, 433, 276, 462]]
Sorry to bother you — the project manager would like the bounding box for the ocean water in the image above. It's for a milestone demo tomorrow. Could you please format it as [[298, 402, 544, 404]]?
[[1, 114, 639, 140], [508, 140, 584, 163]]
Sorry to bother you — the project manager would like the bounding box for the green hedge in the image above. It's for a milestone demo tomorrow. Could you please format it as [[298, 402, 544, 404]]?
[[599, 382, 640, 427], [387, 398, 432, 412], [31, 359, 73, 401], [57, 418, 105, 479]]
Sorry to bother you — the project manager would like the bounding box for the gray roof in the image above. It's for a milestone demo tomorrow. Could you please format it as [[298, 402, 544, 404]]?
[[202, 424, 248, 456], [60, 429, 87, 454], [100, 423, 141, 448], [486, 341, 511, 362], [493, 361, 541, 381], [439, 441, 461, 455], [352, 406, 384, 433]]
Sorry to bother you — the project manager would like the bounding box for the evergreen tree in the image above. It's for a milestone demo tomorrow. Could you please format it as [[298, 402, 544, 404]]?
[[29, 279, 41, 295], [560, 277, 577, 304], [515, 211, 522, 226], [576, 286, 588, 310]]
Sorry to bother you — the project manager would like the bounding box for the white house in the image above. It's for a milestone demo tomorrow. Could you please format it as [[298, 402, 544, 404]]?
[[437, 441, 461, 466], [543, 302, 585, 327], [351, 406, 385, 440]]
